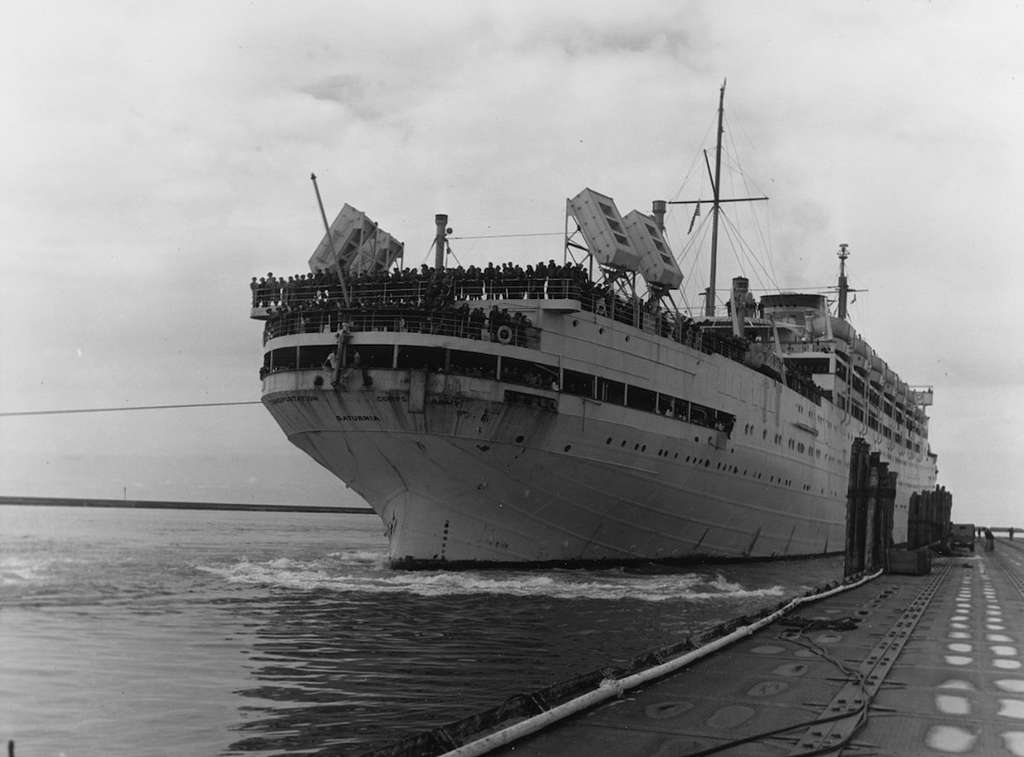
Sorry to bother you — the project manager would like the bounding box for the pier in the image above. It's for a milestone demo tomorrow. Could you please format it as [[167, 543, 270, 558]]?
[[377, 539, 1024, 756]]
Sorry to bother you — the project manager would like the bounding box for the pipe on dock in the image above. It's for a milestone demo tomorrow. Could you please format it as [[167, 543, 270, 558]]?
[[439, 569, 883, 757]]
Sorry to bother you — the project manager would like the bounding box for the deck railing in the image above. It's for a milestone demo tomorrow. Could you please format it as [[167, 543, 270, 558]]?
[[263, 307, 542, 350], [253, 270, 818, 402]]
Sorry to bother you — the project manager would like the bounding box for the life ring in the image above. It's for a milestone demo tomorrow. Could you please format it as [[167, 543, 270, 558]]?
[[496, 325, 513, 344], [595, 301, 607, 317]]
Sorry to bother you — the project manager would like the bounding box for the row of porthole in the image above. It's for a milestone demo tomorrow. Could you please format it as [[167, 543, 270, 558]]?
[[740, 423, 846, 468], [601, 435, 839, 494]]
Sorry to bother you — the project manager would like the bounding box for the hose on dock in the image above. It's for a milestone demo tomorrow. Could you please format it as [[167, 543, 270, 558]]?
[[439, 569, 884, 757]]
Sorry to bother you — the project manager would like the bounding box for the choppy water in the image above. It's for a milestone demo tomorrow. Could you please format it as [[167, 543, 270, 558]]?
[[0, 505, 843, 756]]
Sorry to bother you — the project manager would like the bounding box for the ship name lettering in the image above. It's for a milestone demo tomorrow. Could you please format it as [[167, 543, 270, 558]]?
[[336, 414, 382, 422]]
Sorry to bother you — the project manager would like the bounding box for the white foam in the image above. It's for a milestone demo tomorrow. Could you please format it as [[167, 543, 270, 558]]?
[[194, 559, 787, 602], [0, 555, 67, 585]]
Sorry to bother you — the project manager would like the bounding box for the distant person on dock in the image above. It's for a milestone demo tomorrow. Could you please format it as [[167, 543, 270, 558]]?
[[1010, 527, 1015, 540], [984, 528, 995, 552]]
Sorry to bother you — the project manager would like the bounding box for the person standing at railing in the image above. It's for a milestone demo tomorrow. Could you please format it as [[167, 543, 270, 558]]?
[[482, 262, 497, 299]]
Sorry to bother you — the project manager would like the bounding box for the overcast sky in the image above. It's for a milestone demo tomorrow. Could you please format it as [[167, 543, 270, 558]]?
[[1, 1, 1021, 527]]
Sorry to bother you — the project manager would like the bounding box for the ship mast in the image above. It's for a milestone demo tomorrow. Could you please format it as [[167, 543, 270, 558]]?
[[706, 80, 726, 317], [658, 80, 768, 318]]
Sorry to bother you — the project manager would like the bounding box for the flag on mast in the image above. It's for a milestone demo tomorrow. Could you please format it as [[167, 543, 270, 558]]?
[[687, 201, 701, 234]]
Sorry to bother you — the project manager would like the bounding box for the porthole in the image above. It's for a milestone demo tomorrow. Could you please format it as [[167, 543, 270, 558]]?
[[515, 435, 525, 443]]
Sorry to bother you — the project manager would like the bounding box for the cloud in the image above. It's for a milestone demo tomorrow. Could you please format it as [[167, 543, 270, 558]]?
[[0, 1, 1022, 526]]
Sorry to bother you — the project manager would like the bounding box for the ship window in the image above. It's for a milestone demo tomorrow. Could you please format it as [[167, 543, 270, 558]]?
[[350, 344, 395, 370], [669, 397, 690, 421], [626, 385, 657, 413], [298, 344, 335, 370], [397, 346, 445, 371], [690, 404, 720, 429], [792, 357, 831, 375], [450, 350, 497, 379], [270, 346, 297, 370], [501, 357, 558, 389], [563, 369, 596, 398], [598, 378, 626, 405], [714, 411, 736, 434]]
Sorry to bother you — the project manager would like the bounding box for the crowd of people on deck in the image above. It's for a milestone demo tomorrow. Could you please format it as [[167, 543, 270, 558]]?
[[251, 261, 601, 310], [251, 260, 787, 385]]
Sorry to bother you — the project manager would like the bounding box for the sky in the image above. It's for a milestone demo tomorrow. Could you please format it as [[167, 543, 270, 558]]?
[[0, 1, 1021, 526]]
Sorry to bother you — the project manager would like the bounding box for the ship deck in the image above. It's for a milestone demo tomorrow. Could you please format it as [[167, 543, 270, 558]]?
[[380, 539, 1024, 756]]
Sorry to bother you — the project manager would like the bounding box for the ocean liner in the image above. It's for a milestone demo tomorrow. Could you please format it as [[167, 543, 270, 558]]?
[[251, 87, 938, 568]]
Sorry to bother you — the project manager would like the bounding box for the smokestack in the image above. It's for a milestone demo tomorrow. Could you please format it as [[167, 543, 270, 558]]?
[[651, 200, 667, 233], [434, 213, 449, 270]]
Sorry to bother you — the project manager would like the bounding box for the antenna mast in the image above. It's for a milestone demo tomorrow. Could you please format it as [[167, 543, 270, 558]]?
[[837, 243, 850, 320]]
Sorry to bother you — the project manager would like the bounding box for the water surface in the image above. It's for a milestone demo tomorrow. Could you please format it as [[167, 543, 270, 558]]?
[[0, 505, 842, 755]]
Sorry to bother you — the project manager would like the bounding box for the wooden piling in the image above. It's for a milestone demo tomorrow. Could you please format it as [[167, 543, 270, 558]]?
[[863, 462, 879, 572], [880, 469, 897, 571], [844, 438, 871, 577], [845, 440, 900, 575]]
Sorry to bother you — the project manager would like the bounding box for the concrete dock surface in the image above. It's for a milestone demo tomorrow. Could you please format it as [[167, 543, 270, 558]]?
[[489, 540, 1024, 756]]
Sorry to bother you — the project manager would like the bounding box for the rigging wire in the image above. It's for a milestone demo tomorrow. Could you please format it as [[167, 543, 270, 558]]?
[[677, 214, 712, 313], [719, 211, 782, 293], [0, 401, 262, 418], [448, 232, 563, 241], [669, 116, 717, 202], [724, 111, 781, 287]]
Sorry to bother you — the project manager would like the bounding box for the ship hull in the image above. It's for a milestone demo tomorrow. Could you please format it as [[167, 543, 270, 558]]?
[[263, 362, 934, 568]]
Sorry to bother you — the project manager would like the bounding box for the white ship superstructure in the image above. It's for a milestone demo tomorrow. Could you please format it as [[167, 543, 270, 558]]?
[[251, 90, 938, 568]]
